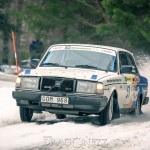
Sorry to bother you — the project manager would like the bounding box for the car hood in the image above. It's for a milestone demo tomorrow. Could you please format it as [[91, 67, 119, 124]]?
[[21, 67, 116, 81]]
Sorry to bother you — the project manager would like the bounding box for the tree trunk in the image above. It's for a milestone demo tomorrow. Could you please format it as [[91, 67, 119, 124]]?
[[2, 31, 9, 64]]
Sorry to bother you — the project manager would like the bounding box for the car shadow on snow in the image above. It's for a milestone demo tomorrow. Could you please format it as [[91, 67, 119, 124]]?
[[111, 112, 150, 125], [32, 111, 150, 126], [34, 115, 101, 126]]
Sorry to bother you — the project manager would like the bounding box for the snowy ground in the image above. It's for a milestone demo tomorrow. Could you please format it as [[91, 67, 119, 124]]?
[[0, 65, 150, 150]]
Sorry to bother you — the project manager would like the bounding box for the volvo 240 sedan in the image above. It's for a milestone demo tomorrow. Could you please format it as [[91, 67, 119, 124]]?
[[12, 44, 149, 125]]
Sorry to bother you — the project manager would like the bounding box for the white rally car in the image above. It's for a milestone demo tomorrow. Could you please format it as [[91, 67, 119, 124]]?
[[12, 44, 149, 125]]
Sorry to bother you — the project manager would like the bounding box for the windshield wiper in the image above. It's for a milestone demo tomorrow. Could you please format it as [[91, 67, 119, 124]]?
[[40, 62, 66, 67], [75, 65, 99, 69], [75, 65, 107, 71]]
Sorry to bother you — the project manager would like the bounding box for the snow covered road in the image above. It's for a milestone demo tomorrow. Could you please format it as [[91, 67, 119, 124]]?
[[0, 66, 150, 150]]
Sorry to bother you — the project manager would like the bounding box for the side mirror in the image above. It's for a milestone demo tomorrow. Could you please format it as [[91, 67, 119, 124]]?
[[120, 66, 132, 74], [30, 59, 40, 68]]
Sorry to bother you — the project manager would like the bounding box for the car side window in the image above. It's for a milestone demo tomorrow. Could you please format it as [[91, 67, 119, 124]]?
[[126, 53, 138, 73], [119, 52, 128, 68]]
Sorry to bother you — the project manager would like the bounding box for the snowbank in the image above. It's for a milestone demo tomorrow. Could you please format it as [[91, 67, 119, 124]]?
[[0, 87, 20, 127], [0, 63, 150, 150], [0, 65, 22, 75], [0, 72, 17, 82]]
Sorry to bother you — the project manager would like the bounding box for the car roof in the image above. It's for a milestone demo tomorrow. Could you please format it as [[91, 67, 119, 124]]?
[[51, 43, 132, 54]]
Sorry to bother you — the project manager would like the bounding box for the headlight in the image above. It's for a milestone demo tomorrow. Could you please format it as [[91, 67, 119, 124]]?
[[96, 83, 104, 94], [15, 77, 21, 88], [76, 81, 104, 94], [16, 77, 40, 90]]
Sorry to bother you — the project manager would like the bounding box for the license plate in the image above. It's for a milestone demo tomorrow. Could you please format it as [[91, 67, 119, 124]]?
[[41, 96, 69, 104]]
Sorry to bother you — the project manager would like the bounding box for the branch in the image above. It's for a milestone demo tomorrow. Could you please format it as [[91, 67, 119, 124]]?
[[93, 0, 111, 23], [75, 0, 101, 14], [75, 15, 97, 28]]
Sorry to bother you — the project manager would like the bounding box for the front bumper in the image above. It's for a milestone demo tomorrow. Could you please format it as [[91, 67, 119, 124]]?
[[12, 90, 108, 115]]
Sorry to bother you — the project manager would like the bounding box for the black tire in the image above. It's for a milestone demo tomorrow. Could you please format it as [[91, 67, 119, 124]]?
[[133, 98, 141, 116], [20, 107, 33, 122], [99, 94, 114, 125], [55, 114, 66, 119]]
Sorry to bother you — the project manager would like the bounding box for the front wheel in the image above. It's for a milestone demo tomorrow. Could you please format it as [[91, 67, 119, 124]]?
[[20, 107, 33, 122], [99, 94, 114, 125]]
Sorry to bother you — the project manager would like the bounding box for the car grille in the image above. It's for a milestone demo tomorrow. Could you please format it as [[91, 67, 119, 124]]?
[[40, 77, 76, 93]]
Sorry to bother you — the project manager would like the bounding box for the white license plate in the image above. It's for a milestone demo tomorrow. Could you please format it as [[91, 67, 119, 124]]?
[[41, 96, 69, 104]]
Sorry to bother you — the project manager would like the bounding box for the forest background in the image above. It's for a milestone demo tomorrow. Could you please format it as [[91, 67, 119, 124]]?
[[0, 0, 150, 65]]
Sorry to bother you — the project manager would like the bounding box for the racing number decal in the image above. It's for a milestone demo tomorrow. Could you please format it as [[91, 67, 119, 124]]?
[[126, 85, 130, 98], [125, 75, 140, 107], [124, 75, 133, 105]]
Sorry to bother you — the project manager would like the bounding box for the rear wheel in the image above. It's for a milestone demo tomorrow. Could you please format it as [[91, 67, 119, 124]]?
[[99, 94, 114, 125], [55, 114, 66, 119], [20, 107, 33, 122], [133, 98, 141, 116]]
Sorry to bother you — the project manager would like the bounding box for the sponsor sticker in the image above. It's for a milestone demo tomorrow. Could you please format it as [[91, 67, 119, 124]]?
[[50, 46, 65, 51], [50, 46, 116, 56], [25, 69, 31, 74], [107, 79, 121, 83], [125, 77, 133, 82], [91, 75, 97, 80]]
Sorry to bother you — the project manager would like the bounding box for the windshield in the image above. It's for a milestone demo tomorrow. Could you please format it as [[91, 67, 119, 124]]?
[[40, 46, 117, 72]]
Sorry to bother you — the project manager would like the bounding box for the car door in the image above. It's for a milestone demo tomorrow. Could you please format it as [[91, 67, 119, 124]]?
[[118, 52, 129, 107], [118, 52, 137, 109], [126, 53, 139, 108]]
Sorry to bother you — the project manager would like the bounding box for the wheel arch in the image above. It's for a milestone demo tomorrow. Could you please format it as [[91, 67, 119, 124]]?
[[112, 90, 118, 99], [108, 88, 119, 109], [139, 93, 143, 108], [108, 87, 118, 102], [111, 89, 120, 119]]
